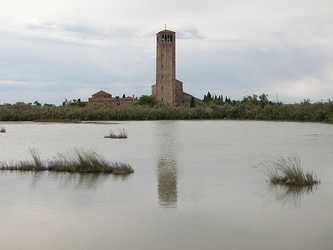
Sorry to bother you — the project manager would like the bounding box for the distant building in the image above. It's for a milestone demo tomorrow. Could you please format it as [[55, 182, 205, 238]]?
[[152, 29, 193, 106], [88, 90, 135, 106]]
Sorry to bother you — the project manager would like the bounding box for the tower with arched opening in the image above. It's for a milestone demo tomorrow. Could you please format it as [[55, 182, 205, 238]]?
[[152, 29, 193, 106]]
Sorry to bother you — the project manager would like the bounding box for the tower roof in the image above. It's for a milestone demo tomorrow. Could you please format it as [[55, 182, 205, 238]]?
[[157, 29, 175, 34]]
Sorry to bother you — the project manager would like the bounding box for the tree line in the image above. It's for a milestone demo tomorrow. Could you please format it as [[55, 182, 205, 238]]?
[[0, 92, 332, 123]]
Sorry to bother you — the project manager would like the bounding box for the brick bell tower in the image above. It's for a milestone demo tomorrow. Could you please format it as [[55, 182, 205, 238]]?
[[153, 29, 177, 105], [152, 28, 193, 106]]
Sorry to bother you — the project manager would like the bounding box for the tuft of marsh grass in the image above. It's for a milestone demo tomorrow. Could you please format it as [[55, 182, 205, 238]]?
[[0, 127, 6, 133], [266, 156, 319, 187], [0, 150, 134, 175], [110, 162, 134, 175], [104, 128, 128, 139]]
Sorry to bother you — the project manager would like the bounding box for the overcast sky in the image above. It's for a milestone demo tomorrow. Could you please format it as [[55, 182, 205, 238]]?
[[0, 0, 332, 104]]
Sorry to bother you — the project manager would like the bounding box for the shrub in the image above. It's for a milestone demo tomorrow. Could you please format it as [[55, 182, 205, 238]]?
[[137, 95, 156, 106]]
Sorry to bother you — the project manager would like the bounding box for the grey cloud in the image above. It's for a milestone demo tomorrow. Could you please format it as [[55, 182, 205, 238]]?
[[0, 34, 153, 104], [177, 28, 205, 40], [27, 21, 57, 31], [26, 21, 140, 44], [1, 29, 333, 104], [27, 21, 106, 38], [0, 80, 27, 85], [60, 23, 139, 39], [60, 24, 106, 38], [1, 0, 333, 103], [177, 40, 333, 101]]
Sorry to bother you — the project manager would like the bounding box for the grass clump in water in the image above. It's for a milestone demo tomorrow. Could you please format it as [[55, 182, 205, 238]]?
[[267, 156, 319, 187], [0, 149, 46, 171], [0, 127, 6, 133], [104, 128, 128, 139], [0, 150, 134, 175]]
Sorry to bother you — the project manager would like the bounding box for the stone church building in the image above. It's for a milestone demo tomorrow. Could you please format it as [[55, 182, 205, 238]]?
[[152, 29, 193, 106]]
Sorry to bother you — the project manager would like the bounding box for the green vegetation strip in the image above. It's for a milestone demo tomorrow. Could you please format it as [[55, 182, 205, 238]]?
[[0, 98, 333, 123], [0, 150, 134, 175]]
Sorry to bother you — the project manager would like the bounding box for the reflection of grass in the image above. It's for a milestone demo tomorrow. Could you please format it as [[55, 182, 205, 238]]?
[[270, 183, 318, 206], [267, 157, 319, 187], [0, 150, 134, 175], [0, 127, 6, 133], [104, 128, 128, 139], [275, 183, 316, 199]]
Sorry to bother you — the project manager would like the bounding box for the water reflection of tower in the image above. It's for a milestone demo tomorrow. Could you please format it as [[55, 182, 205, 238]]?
[[157, 122, 178, 208]]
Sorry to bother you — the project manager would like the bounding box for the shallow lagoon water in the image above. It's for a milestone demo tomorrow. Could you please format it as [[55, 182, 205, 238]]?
[[0, 121, 333, 250]]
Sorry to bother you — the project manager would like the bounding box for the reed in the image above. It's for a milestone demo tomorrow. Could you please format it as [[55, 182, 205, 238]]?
[[0, 150, 134, 175], [267, 156, 319, 186]]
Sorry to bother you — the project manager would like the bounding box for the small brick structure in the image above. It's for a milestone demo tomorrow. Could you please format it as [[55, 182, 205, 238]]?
[[88, 90, 135, 107]]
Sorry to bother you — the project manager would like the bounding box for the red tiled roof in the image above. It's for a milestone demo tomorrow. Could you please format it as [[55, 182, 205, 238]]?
[[92, 90, 112, 98]]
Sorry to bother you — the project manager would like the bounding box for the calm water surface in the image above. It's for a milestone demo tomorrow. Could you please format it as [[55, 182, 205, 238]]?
[[0, 121, 332, 250]]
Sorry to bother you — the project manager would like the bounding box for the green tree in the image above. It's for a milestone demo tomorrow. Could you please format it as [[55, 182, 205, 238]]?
[[138, 95, 156, 106], [258, 94, 270, 106], [33, 101, 41, 106]]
